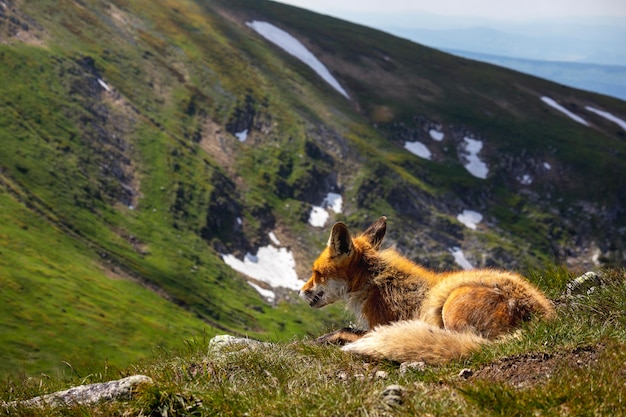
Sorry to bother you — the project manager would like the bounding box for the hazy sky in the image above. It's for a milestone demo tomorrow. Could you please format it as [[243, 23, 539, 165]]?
[[274, 0, 626, 20]]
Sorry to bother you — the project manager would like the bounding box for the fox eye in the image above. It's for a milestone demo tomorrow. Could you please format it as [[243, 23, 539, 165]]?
[[312, 270, 326, 283]]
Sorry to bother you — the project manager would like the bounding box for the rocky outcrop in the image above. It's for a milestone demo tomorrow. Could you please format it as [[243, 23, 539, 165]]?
[[59, 56, 138, 210]]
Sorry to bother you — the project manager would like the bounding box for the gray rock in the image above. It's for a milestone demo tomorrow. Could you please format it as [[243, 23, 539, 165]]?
[[380, 384, 406, 407], [566, 271, 603, 297], [458, 368, 474, 379], [4, 375, 152, 408], [209, 334, 272, 351], [399, 361, 426, 375]]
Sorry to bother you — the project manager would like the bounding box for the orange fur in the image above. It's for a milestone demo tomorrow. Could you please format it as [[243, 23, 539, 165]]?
[[299, 217, 555, 364]]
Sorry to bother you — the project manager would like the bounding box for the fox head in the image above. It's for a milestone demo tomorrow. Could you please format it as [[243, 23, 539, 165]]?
[[299, 216, 387, 308]]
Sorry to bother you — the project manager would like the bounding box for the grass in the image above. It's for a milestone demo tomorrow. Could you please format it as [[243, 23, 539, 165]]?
[[2, 268, 624, 416], [0, 190, 208, 376]]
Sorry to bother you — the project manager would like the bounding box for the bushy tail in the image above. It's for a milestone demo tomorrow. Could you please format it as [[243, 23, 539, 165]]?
[[341, 320, 488, 364]]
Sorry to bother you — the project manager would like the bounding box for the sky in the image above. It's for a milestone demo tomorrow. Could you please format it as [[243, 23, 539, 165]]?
[[273, 0, 626, 21]]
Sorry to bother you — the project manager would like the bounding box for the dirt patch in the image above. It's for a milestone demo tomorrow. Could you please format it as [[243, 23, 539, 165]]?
[[470, 344, 604, 388], [0, 0, 46, 46], [199, 118, 239, 175]]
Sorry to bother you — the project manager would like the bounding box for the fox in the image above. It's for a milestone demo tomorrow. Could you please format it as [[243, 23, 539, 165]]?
[[299, 216, 555, 364]]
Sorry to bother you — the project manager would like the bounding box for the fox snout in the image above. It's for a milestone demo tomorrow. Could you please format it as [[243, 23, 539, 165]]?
[[299, 288, 326, 308], [299, 277, 348, 308]]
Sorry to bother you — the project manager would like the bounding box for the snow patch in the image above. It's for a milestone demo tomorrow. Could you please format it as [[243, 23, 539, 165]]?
[[323, 192, 343, 214], [429, 129, 444, 141], [97, 78, 111, 92], [404, 141, 432, 160], [457, 210, 483, 230], [309, 192, 343, 228], [541, 97, 589, 126], [308, 206, 329, 228], [449, 247, 473, 270], [246, 21, 349, 99], [235, 129, 248, 142], [518, 174, 533, 185], [269, 232, 281, 246], [248, 282, 276, 303], [543, 162, 552, 170], [461, 137, 489, 179], [585, 106, 626, 131], [222, 233, 303, 301]]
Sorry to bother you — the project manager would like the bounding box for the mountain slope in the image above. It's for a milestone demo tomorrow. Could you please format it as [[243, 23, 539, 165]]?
[[1, 0, 625, 376]]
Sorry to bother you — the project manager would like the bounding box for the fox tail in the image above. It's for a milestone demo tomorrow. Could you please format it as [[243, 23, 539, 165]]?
[[341, 320, 488, 364]]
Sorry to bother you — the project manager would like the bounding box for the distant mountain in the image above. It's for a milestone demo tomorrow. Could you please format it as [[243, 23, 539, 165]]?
[[363, 16, 626, 100], [444, 49, 626, 101], [372, 18, 626, 66], [1, 0, 625, 377]]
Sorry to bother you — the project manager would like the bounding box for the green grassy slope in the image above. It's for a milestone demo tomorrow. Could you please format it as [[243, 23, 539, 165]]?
[[0, 190, 206, 375], [0, 0, 345, 377]]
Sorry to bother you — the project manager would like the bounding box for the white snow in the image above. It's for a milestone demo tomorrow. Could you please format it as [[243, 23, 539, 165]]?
[[308, 192, 343, 228], [429, 129, 445, 141], [404, 141, 432, 160], [449, 247, 473, 270], [323, 192, 343, 213], [222, 240, 303, 298], [461, 137, 489, 179], [269, 231, 281, 246], [541, 97, 589, 126], [235, 129, 248, 142], [543, 162, 552, 170], [585, 106, 626, 131], [308, 205, 329, 228], [519, 174, 533, 185], [457, 210, 483, 230], [97, 78, 111, 92], [248, 282, 276, 302], [246, 21, 349, 99]]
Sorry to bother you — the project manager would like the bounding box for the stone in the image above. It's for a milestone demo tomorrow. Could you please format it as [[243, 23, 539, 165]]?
[[399, 361, 426, 375], [566, 271, 603, 297], [209, 334, 272, 351], [458, 368, 474, 379], [380, 384, 406, 407], [4, 375, 153, 408]]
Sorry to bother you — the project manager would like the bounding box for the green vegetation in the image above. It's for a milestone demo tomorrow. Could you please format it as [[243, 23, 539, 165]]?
[[0, 0, 347, 377], [0, 191, 205, 375]]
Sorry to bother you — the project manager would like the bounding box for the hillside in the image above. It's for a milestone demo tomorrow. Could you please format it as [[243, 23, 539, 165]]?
[[1, 0, 625, 378]]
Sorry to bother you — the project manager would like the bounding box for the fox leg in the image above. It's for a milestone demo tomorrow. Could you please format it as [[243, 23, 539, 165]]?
[[441, 286, 532, 338], [315, 328, 367, 345]]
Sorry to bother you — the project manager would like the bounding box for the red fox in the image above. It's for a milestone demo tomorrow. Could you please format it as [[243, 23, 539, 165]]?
[[299, 216, 555, 364]]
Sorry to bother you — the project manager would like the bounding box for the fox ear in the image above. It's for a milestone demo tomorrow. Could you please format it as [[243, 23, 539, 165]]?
[[328, 222, 353, 257], [362, 216, 387, 250]]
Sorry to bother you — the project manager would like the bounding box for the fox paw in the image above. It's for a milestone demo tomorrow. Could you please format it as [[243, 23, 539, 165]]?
[[315, 328, 367, 345]]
